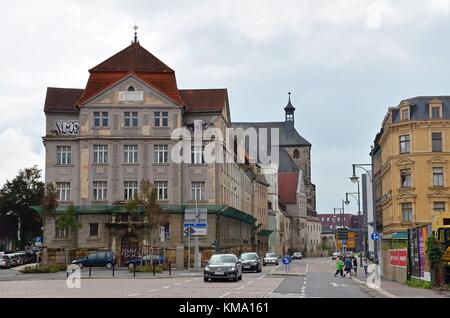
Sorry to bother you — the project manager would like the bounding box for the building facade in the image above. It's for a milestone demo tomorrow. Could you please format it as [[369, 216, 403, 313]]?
[[41, 38, 271, 265], [371, 96, 450, 242]]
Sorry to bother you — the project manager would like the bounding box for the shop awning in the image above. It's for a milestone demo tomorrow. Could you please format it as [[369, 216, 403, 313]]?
[[383, 232, 408, 240], [257, 229, 273, 237]]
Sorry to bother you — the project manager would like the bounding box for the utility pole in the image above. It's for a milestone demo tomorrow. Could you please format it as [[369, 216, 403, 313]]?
[[194, 197, 200, 271]]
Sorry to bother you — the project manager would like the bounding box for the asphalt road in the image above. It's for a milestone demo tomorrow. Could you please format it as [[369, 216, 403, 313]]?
[[0, 257, 401, 298]]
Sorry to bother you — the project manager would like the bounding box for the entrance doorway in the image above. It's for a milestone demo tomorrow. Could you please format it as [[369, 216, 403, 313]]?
[[120, 234, 139, 266]]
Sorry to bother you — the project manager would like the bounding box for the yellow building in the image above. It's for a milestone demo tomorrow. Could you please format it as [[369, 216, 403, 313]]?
[[371, 96, 450, 237]]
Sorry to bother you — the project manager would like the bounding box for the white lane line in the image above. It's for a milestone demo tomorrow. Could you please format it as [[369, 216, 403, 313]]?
[[162, 286, 171, 289], [220, 292, 231, 298], [147, 289, 156, 292], [258, 274, 266, 280], [238, 285, 245, 290], [174, 282, 182, 286], [306, 263, 309, 274], [263, 278, 284, 298], [183, 279, 192, 283], [128, 293, 141, 297], [247, 281, 254, 286]]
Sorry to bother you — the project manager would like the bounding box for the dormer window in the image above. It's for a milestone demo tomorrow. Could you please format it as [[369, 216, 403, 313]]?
[[401, 107, 410, 121], [128, 86, 135, 92], [430, 105, 442, 119]]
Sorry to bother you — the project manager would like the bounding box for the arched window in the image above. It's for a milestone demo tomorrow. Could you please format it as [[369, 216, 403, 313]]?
[[128, 86, 135, 91], [293, 149, 300, 159]]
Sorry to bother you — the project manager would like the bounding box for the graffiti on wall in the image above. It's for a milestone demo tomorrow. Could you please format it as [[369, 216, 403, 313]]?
[[55, 120, 80, 135]]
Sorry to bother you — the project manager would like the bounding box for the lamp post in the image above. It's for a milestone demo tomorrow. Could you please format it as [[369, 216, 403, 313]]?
[[345, 183, 364, 267], [350, 163, 377, 264]]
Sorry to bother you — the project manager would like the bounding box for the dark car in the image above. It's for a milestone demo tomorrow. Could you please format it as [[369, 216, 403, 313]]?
[[240, 252, 262, 273], [204, 254, 242, 282], [126, 255, 165, 269], [72, 251, 116, 269]]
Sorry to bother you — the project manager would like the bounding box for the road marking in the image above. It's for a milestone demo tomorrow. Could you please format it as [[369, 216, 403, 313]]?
[[330, 282, 347, 287], [162, 286, 171, 289], [247, 281, 254, 286], [220, 292, 231, 298], [183, 279, 192, 283], [128, 293, 141, 297], [258, 274, 266, 280], [263, 278, 284, 298], [238, 285, 245, 289], [174, 282, 182, 286], [147, 289, 156, 292], [306, 263, 309, 274]]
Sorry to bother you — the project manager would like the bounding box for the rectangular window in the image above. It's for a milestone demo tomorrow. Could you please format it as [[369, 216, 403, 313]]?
[[400, 169, 412, 188], [400, 135, 411, 154], [154, 112, 160, 127], [124, 112, 138, 127], [434, 202, 446, 212], [55, 226, 70, 239], [93, 181, 107, 201], [191, 145, 205, 164], [433, 167, 444, 187], [431, 106, 441, 119], [124, 181, 138, 200], [94, 112, 108, 127], [154, 145, 168, 163], [191, 181, 206, 201], [401, 108, 410, 121], [154, 112, 169, 127], [155, 181, 168, 200], [56, 182, 71, 201], [432, 133, 443, 152], [162, 112, 168, 127], [124, 145, 138, 163], [93, 145, 108, 164], [56, 146, 72, 165], [89, 223, 99, 237], [401, 203, 413, 223]]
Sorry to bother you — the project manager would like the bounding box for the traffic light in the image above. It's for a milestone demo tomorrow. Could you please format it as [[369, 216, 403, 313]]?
[[337, 228, 348, 240]]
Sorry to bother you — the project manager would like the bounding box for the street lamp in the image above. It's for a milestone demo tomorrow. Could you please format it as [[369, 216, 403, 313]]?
[[345, 186, 363, 267], [350, 163, 377, 265]]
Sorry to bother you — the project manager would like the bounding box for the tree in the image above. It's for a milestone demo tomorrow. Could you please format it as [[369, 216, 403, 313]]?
[[0, 166, 45, 247], [41, 183, 59, 234], [56, 204, 82, 265], [426, 236, 445, 286], [124, 180, 169, 264]]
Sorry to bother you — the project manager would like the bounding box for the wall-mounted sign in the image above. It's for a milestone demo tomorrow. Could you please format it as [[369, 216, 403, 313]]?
[[119, 91, 144, 102], [55, 120, 79, 135]]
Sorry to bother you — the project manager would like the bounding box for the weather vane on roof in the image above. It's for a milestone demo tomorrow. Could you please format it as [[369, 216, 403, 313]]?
[[133, 24, 139, 44]]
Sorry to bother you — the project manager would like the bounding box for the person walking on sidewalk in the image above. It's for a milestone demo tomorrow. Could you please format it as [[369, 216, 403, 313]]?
[[334, 257, 344, 278], [343, 256, 353, 279], [363, 258, 369, 276], [352, 257, 358, 277]]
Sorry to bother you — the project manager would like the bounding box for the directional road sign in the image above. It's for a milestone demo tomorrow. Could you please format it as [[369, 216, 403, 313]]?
[[184, 226, 196, 237], [282, 255, 292, 265], [371, 232, 380, 241]]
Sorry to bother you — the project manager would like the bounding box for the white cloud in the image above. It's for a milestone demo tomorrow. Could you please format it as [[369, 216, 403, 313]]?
[[0, 128, 45, 185]]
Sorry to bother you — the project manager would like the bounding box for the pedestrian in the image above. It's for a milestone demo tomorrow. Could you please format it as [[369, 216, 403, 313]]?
[[334, 257, 344, 278], [363, 258, 369, 276], [343, 256, 353, 279], [352, 257, 358, 277]]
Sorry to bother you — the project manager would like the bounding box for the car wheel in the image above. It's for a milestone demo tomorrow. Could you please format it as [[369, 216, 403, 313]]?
[[204, 277, 209, 282], [77, 263, 83, 269], [239, 274, 242, 280], [276, 262, 279, 266], [106, 262, 113, 269], [234, 273, 238, 282], [263, 263, 266, 266]]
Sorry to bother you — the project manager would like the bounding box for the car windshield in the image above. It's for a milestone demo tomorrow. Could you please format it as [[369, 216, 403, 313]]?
[[209, 255, 236, 265], [240, 253, 257, 260], [266, 253, 276, 258]]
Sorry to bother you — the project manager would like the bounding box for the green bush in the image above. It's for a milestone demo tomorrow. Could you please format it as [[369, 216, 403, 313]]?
[[405, 277, 432, 289], [128, 264, 163, 273], [20, 264, 67, 273]]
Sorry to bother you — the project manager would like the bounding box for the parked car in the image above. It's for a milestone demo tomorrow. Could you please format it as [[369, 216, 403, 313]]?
[[331, 252, 341, 260], [292, 252, 303, 260], [239, 252, 262, 272], [203, 254, 242, 282], [263, 253, 279, 266], [72, 251, 116, 269], [126, 255, 165, 269], [0, 256, 11, 269], [6, 254, 18, 267]]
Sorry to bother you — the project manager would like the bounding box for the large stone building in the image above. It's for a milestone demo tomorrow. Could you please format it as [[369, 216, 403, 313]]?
[[233, 95, 321, 256], [41, 37, 271, 265], [371, 96, 450, 243]]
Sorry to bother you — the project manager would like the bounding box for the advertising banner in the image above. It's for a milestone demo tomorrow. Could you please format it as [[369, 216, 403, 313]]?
[[408, 228, 420, 278], [389, 249, 407, 267]]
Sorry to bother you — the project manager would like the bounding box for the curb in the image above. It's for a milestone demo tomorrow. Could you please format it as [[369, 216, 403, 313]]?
[[267, 272, 306, 277]]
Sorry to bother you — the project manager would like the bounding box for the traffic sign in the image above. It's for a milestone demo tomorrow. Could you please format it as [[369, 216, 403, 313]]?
[[35, 236, 42, 246], [342, 240, 347, 245], [184, 226, 196, 237], [371, 232, 380, 241], [337, 228, 349, 240], [282, 255, 292, 265]]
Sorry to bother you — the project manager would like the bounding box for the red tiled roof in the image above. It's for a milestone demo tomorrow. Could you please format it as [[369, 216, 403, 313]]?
[[278, 172, 299, 204], [89, 42, 173, 73], [77, 42, 184, 106], [179, 89, 228, 113], [44, 87, 83, 113]]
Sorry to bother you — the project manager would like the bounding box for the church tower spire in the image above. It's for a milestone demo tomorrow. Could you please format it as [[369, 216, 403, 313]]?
[[284, 92, 296, 124]]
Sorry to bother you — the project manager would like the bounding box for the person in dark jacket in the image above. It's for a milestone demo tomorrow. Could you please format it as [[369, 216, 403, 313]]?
[[352, 257, 358, 276], [343, 257, 353, 279]]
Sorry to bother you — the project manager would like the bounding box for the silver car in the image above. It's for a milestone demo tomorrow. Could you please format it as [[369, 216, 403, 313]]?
[[263, 253, 279, 266]]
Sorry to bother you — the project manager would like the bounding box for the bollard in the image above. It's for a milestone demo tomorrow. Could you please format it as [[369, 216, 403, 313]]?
[[153, 262, 156, 277], [89, 266, 92, 277], [66, 271, 69, 278], [133, 264, 136, 277], [112, 264, 115, 277], [169, 262, 172, 276]]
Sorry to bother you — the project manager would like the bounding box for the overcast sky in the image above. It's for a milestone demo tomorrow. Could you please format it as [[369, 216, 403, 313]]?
[[1, 0, 450, 214]]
